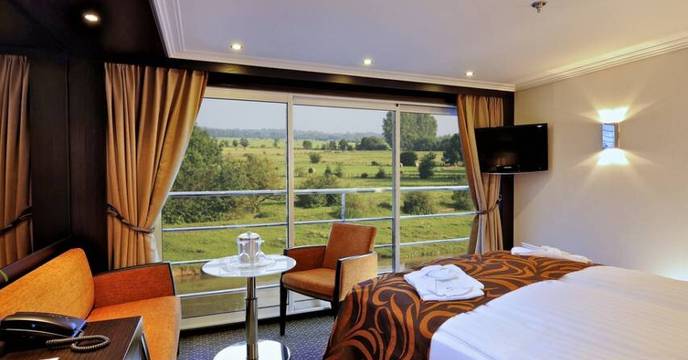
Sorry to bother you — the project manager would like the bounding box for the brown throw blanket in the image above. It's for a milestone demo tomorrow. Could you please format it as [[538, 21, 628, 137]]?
[[324, 251, 593, 360]]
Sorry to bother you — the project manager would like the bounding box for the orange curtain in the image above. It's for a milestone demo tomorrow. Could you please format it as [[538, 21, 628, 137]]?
[[105, 63, 207, 269], [457, 95, 504, 254], [0, 55, 31, 268]]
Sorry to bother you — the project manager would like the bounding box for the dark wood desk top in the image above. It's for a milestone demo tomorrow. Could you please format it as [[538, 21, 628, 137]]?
[[1, 317, 147, 360]]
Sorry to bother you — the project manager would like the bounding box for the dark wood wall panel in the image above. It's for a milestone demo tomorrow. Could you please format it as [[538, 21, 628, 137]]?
[[500, 93, 515, 250], [68, 58, 107, 272], [28, 56, 71, 250]]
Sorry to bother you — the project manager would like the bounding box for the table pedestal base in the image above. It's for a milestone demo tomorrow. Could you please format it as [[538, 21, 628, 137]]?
[[213, 340, 290, 360]]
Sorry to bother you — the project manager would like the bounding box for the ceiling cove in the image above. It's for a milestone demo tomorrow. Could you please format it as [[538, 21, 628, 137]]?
[[151, 0, 688, 92]]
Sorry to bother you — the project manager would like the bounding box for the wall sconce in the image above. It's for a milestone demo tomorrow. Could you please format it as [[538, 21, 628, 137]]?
[[598, 107, 627, 149], [601, 123, 620, 149]]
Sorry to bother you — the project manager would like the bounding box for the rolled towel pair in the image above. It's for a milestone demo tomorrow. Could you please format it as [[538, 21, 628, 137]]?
[[404, 264, 484, 301], [512, 243, 592, 263]]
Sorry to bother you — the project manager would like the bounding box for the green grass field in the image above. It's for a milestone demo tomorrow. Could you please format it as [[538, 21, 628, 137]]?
[[162, 138, 473, 317]]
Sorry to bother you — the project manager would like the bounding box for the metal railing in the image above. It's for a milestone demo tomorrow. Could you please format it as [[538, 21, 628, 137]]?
[[164, 185, 472, 233], [162, 185, 474, 298]]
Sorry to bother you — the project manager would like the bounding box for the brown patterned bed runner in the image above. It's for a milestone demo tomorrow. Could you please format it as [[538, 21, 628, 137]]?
[[324, 251, 593, 360]]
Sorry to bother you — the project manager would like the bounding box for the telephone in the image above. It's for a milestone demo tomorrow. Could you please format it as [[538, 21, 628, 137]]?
[[0, 312, 110, 354]]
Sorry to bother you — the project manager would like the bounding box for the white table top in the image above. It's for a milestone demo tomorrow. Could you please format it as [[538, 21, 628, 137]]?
[[202, 255, 296, 278]]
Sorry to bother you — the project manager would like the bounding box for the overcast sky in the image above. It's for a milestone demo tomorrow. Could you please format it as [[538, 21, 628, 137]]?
[[196, 98, 458, 136]]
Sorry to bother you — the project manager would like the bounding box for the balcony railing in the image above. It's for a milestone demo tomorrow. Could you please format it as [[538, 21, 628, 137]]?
[[162, 185, 474, 299]]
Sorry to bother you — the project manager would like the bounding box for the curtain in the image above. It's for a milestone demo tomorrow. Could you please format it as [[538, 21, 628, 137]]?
[[457, 95, 504, 254], [0, 55, 31, 269], [105, 63, 207, 269]]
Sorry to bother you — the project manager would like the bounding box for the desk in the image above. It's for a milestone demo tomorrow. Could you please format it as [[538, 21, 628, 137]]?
[[1, 317, 148, 360], [203, 255, 296, 360]]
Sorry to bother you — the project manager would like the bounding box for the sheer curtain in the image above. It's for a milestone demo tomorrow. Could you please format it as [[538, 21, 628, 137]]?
[[457, 95, 504, 254], [105, 63, 207, 269], [0, 55, 31, 269]]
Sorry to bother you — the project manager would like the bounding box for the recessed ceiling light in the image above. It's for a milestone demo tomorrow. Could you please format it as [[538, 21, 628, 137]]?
[[82, 10, 100, 24], [363, 58, 373, 66], [230, 42, 243, 51], [465, 71, 475, 78]]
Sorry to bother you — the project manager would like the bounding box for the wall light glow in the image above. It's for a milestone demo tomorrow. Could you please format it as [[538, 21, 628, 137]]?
[[597, 148, 629, 166], [597, 107, 629, 123]]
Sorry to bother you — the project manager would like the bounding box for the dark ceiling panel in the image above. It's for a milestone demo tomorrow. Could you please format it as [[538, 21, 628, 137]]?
[[0, 0, 62, 51], [5, 0, 165, 57]]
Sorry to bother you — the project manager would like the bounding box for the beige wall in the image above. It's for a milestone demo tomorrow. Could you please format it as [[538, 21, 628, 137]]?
[[515, 48, 688, 280]]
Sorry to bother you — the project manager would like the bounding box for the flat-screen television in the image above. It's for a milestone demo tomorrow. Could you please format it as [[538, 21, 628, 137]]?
[[474, 123, 548, 174]]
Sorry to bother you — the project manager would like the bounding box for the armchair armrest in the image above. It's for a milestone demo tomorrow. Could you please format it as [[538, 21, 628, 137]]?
[[284, 245, 326, 273], [93, 262, 176, 308], [335, 252, 378, 302]]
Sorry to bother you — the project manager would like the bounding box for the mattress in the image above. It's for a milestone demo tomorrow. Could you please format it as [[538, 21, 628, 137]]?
[[430, 266, 688, 360], [324, 251, 593, 360]]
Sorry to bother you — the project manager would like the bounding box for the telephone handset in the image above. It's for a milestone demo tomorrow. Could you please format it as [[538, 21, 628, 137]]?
[[0, 312, 110, 353]]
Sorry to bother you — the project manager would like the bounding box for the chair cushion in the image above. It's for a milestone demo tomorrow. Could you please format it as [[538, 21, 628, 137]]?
[[88, 296, 180, 360], [0, 248, 94, 319], [322, 223, 377, 269], [282, 268, 336, 299]]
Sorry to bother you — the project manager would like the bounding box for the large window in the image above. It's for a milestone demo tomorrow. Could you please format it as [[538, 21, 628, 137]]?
[[161, 89, 474, 326], [293, 105, 393, 273]]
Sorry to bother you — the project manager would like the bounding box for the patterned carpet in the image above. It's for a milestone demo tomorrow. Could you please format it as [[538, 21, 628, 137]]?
[[179, 315, 334, 360]]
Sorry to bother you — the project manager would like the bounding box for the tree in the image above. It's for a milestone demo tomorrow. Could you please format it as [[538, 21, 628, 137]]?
[[327, 140, 338, 151], [295, 175, 339, 208], [273, 138, 280, 148], [239, 138, 249, 148], [171, 127, 223, 191], [333, 163, 344, 178], [232, 139, 239, 147], [375, 168, 386, 179], [338, 139, 349, 151], [452, 191, 472, 210], [442, 134, 463, 165], [309, 152, 321, 164], [164, 127, 234, 224], [402, 192, 436, 215], [163, 127, 282, 224], [226, 153, 281, 212], [400, 151, 418, 167], [412, 137, 437, 151], [356, 136, 389, 150], [418, 152, 436, 179], [302, 140, 313, 150], [383, 112, 438, 150]]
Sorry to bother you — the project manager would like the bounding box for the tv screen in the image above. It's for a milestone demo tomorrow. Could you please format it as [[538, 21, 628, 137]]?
[[474, 123, 548, 174]]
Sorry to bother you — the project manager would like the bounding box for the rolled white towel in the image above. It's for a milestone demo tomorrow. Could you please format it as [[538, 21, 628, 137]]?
[[512, 243, 591, 263], [404, 264, 484, 301]]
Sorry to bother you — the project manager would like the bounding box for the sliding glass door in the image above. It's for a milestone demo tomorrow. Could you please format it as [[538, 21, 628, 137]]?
[[398, 110, 473, 269], [162, 92, 289, 320], [293, 104, 393, 272], [160, 89, 473, 325]]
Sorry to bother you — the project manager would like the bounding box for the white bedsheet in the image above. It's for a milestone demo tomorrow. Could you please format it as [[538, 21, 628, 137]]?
[[430, 266, 688, 360]]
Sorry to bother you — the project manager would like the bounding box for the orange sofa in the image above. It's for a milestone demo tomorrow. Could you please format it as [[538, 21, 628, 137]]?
[[0, 248, 180, 360]]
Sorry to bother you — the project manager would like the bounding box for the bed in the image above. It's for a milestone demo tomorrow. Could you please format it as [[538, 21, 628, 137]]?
[[429, 265, 688, 359], [324, 251, 592, 360]]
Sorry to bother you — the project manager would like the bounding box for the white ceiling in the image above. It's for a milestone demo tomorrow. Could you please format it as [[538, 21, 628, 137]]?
[[152, 0, 688, 91]]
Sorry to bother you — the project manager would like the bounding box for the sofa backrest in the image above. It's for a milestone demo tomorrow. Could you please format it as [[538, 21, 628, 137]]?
[[0, 248, 94, 319]]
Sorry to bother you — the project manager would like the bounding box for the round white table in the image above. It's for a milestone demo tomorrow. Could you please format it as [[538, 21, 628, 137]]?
[[202, 255, 296, 360]]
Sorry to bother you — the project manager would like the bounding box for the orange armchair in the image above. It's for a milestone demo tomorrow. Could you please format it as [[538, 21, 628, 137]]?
[[280, 222, 378, 336]]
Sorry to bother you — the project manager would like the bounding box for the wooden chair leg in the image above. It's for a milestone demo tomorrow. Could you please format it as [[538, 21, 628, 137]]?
[[331, 299, 339, 318], [279, 282, 287, 336]]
